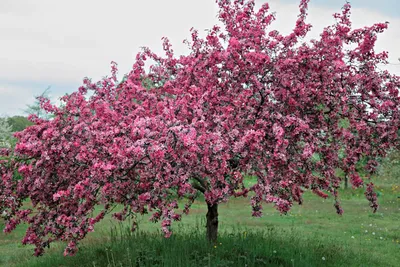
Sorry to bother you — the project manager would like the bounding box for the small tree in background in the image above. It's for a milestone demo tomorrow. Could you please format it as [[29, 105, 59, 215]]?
[[0, 117, 12, 148], [24, 87, 54, 120], [1, 0, 400, 256]]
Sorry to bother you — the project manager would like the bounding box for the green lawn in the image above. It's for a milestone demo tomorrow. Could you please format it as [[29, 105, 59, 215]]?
[[1, 176, 399, 267]]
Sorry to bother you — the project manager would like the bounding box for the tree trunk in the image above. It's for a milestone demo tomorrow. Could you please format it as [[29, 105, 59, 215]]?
[[206, 203, 218, 243], [344, 174, 348, 189]]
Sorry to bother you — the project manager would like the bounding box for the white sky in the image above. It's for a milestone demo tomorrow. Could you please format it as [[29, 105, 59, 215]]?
[[0, 0, 399, 116]]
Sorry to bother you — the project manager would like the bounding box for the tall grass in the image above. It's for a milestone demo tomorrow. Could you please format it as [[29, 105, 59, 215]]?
[[23, 219, 390, 267]]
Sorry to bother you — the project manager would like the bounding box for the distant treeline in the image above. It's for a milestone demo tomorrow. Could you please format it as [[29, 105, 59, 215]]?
[[7, 116, 33, 132]]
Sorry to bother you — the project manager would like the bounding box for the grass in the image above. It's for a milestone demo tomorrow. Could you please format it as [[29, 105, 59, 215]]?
[[15, 225, 396, 267], [0, 165, 399, 266]]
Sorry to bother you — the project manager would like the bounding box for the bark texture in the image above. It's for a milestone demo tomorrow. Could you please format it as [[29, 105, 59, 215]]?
[[206, 203, 218, 243]]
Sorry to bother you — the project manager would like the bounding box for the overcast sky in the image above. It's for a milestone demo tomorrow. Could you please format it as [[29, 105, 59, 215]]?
[[0, 0, 399, 116]]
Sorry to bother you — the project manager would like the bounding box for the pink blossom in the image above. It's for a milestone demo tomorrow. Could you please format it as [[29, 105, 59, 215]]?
[[138, 192, 151, 203]]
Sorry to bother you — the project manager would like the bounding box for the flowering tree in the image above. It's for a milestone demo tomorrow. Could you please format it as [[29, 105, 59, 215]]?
[[1, 0, 400, 256]]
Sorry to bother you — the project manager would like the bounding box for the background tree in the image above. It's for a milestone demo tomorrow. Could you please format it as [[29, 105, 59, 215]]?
[[24, 87, 54, 120], [1, 0, 400, 257], [0, 117, 12, 148], [7, 116, 33, 132]]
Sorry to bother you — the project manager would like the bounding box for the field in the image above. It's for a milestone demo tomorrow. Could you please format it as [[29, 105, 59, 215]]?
[[1, 165, 399, 267]]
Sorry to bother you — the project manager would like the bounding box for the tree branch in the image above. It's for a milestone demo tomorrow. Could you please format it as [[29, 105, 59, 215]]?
[[193, 175, 208, 190], [191, 183, 206, 193]]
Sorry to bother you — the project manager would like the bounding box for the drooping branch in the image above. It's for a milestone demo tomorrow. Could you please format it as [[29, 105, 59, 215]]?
[[190, 174, 208, 193], [191, 182, 206, 193]]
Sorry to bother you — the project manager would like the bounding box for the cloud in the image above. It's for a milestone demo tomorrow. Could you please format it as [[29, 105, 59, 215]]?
[[0, 0, 399, 116], [0, 81, 76, 116], [281, 0, 400, 18], [0, 84, 38, 116], [0, 0, 219, 84]]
